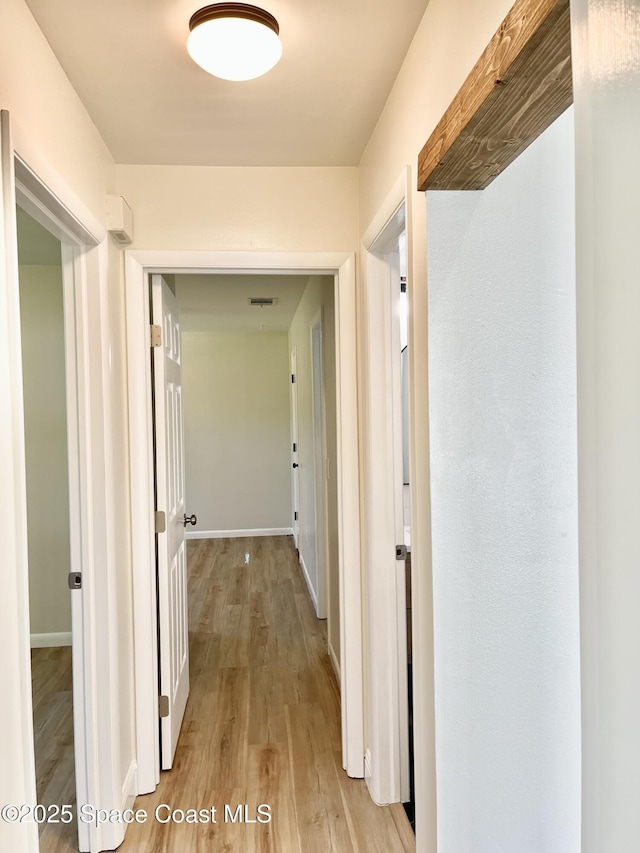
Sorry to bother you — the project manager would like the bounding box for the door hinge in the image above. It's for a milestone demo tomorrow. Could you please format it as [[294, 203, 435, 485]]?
[[294, 511, 298, 521], [293, 442, 297, 452], [150, 324, 162, 347], [159, 695, 169, 718], [395, 544, 407, 560], [155, 510, 166, 533], [400, 276, 407, 293], [291, 373, 295, 383], [68, 571, 82, 590]]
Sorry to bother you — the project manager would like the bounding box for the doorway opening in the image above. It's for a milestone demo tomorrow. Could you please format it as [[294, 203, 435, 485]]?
[[396, 231, 415, 829], [361, 190, 413, 812], [126, 252, 362, 797], [17, 205, 77, 853], [4, 111, 137, 853], [147, 270, 343, 769]]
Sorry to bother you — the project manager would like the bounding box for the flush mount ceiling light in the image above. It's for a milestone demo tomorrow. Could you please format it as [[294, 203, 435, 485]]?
[[187, 3, 282, 81]]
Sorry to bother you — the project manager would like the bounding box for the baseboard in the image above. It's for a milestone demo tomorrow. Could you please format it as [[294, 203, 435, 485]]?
[[328, 641, 341, 685], [122, 760, 138, 811], [298, 552, 318, 613], [30, 632, 72, 648], [186, 527, 293, 540], [364, 749, 372, 781]]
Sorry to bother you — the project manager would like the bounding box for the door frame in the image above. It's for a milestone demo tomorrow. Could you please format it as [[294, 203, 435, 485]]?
[[360, 168, 416, 806], [2, 110, 128, 853], [290, 346, 300, 548], [124, 249, 364, 784], [310, 307, 329, 620]]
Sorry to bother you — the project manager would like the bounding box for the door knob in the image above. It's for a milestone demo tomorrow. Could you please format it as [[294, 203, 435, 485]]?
[[183, 513, 197, 526], [292, 463, 299, 469]]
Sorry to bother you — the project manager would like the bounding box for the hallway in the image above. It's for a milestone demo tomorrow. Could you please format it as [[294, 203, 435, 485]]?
[[120, 535, 414, 852]]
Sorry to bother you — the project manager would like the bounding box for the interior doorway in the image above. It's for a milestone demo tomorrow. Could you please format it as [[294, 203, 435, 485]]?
[[361, 182, 414, 811], [17, 205, 77, 853], [3, 111, 141, 853], [127, 253, 362, 793]]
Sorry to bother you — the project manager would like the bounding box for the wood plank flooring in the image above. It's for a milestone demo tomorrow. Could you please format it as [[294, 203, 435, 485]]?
[[31, 535, 415, 852], [31, 645, 77, 853]]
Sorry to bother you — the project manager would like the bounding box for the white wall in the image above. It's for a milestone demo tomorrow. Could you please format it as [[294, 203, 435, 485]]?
[[19, 261, 72, 639], [181, 331, 291, 533], [427, 108, 580, 853], [571, 1, 640, 848]]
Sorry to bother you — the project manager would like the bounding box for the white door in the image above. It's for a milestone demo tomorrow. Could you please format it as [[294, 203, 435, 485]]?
[[291, 347, 300, 547], [152, 274, 189, 770]]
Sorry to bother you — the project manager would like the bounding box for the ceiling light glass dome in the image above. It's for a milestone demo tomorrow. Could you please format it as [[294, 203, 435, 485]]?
[[187, 3, 282, 82]]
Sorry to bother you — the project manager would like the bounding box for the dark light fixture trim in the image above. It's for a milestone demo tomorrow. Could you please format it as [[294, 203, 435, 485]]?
[[189, 3, 279, 37]]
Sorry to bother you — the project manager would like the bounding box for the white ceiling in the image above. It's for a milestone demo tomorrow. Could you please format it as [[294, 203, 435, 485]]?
[[24, 0, 430, 166], [175, 273, 319, 333]]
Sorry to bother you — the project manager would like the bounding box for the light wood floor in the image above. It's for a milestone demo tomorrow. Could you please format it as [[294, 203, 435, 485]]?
[[32, 535, 415, 852], [31, 645, 77, 853]]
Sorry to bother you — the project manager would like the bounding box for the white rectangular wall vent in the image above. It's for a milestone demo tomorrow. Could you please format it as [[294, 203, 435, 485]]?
[[106, 195, 133, 245]]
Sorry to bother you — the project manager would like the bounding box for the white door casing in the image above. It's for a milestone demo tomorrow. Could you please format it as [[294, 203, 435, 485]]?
[[311, 310, 329, 620], [152, 274, 190, 770], [291, 347, 301, 547], [389, 239, 411, 804], [0, 108, 39, 853], [126, 250, 363, 783], [361, 172, 411, 806]]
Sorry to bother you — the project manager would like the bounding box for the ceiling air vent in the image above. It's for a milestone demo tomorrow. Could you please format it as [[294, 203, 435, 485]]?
[[248, 297, 278, 306]]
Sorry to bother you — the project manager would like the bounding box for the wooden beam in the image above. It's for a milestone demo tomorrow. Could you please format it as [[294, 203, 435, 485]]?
[[417, 0, 572, 192]]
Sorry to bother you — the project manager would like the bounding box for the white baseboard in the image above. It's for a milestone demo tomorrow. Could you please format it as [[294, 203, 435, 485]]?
[[186, 527, 293, 540], [364, 749, 372, 781], [298, 552, 318, 613], [328, 641, 341, 685], [30, 632, 72, 648], [122, 760, 138, 811]]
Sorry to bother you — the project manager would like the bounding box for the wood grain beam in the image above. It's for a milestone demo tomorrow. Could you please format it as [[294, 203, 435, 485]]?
[[417, 0, 572, 192]]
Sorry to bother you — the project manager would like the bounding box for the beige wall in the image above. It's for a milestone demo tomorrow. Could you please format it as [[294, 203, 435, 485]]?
[[0, 0, 114, 222], [288, 276, 339, 657], [19, 262, 71, 638], [182, 331, 292, 532], [115, 165, 359, 252], [358, 0, 513, 229]]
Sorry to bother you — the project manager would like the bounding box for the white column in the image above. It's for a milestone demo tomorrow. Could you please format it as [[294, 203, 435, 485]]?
[[571, 2, 640, 850], [427, 108, 580, 853]]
